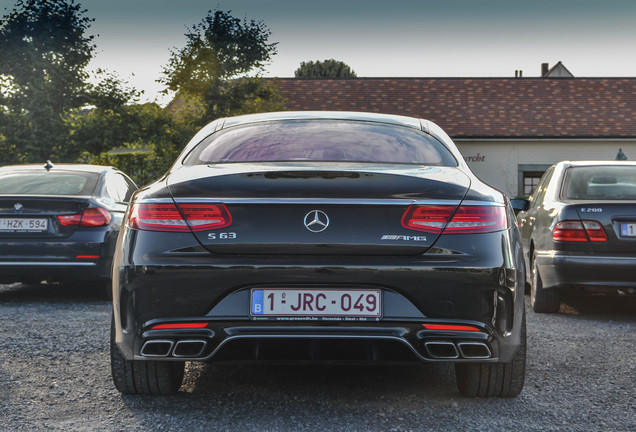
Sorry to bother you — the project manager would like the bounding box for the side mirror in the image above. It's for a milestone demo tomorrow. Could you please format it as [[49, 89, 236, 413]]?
[[510, 198, 530, 214]]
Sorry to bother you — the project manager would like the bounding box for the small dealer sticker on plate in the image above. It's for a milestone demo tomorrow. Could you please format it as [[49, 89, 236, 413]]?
[[250, 288, 381, 321]]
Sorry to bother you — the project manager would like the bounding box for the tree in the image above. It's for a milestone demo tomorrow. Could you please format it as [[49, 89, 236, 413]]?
[[0, 0, 96, 163], [160, 9, 283, 123], [294, 59, 357, 78]]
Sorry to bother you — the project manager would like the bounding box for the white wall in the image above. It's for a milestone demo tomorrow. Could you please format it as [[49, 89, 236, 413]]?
[[455, 140, 636, 197]]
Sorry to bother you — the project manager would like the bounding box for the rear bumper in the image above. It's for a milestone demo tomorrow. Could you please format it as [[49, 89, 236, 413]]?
[[535, 251, 636, 292], [133, 320, 498, 364], [0, 230, 116, 283], [0, 259, 111, 283], [114, 260, 525, 365], [113, 228, 526, 365]]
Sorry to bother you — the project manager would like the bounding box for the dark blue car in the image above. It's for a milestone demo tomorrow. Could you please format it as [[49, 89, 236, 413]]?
[[0, 163, 137, 294]]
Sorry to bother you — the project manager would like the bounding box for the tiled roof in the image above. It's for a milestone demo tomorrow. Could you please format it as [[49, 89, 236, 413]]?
[[271, 78, 636, 139]]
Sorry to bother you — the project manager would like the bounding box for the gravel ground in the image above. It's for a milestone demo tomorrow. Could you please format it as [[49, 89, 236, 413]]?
[[0, 282, 634, 432]]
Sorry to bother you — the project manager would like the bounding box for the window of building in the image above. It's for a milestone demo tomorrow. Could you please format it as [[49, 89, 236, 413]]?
[[523, 172, 544, 196], [517, 164, 552, 198]]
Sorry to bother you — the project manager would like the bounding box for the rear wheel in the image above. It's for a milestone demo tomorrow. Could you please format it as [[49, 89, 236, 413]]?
[[531, 254, 560, 313], [455, 311, 526, 397], [110, 316, 184, 395]]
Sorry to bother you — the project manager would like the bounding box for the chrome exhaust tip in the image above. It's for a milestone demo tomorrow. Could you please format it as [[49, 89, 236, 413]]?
[[172, 340, 207, 358], [457, 342, 492, 359], [140, 340, 174, 357], [424, 341, 459, 359]]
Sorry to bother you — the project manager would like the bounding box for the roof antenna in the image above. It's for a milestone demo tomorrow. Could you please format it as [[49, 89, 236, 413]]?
[[44, 160, 54, 171]]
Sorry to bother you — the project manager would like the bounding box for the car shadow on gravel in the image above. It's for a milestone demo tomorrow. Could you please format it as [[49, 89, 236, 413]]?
[[178, 361, 460, 401], [558, 293, 636, 319], [0, 282, 109, 303]]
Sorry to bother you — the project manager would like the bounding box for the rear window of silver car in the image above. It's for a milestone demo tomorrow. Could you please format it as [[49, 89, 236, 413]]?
[[0, 171, 99, 195], [562, 166, 636, 200], [183, 120, 458, 166]]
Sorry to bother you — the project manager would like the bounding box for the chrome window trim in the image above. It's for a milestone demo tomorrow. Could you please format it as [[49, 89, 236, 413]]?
[[136, 197, 504, 207]]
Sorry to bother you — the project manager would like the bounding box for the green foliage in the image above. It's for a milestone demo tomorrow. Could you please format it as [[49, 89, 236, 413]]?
[[79, 144, 165, 187], [0, 0, 96, 162], [0, 4, 285, 183], [160, 9, 283, 124], [204, 77, 286, 121], [62, 102, 170, 158], [294, 59, 357, 77]]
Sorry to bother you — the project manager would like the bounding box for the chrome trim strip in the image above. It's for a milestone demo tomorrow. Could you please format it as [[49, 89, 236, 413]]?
[[0, 262, 97, 267], [534, 251, 636, 262], [137, 197, 505, 207]]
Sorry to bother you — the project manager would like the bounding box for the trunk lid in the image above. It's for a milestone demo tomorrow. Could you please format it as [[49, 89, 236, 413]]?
[[572, 202, 636, 253], [166, 163, 471, 255], [0, 196, 91, 239]]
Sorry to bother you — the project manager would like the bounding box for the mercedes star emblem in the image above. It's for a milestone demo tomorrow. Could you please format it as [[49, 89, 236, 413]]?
[[304, 210, 330, 233]]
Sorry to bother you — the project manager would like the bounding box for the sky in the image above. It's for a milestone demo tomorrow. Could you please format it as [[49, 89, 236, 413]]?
[[2, 0, 636, 105]]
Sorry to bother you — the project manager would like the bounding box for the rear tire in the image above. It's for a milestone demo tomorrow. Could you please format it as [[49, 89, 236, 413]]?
[[455, 311, 526, 397], [531, 255, 560, 313], [110, 316, 184, 395]]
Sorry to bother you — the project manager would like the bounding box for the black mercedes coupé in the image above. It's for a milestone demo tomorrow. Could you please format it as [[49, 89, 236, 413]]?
[[110, 111, 527, 397]]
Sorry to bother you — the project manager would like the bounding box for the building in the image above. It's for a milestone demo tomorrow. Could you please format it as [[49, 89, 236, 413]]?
[[272, 63, 636, 197]]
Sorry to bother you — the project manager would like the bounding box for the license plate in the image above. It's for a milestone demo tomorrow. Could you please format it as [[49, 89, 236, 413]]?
[[0, 218, 48, 232], [250, 288, 382, 319], [620, 223, 636, 237]]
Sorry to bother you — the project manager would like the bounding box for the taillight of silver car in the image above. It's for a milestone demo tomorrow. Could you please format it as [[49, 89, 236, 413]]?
[[552, 220, 607, 242], [128, 203, 232, 232], [401, 205, 508, 234]]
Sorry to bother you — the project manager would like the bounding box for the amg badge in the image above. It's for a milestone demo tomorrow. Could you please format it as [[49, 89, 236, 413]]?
[[381, 234, 427, 242]]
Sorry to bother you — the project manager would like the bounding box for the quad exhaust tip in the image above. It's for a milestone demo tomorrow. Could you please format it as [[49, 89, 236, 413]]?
[[140, 340, 174, 357], [424, 341, 459, 359], [173, 340, 207, 358], [424, 341, 492, 359], [140, 339, 208, 358], [457, 342, 492, 359]]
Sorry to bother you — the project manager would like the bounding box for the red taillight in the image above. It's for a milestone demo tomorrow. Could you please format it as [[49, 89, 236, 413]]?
[[401, 205, 507, 234], [151, 322, 209, 330], [128, 203, 232, 232], [553, 220, 607, 242], [422, 324, 482, 332], [57, 208, 111, 227]]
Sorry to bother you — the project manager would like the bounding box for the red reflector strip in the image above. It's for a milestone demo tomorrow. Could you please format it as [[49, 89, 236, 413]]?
[[422, 324, 482, 332], [151, 323, 209, 330], [75, 255, 100, 259]]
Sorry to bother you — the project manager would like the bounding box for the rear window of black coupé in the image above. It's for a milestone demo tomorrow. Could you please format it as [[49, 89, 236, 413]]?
[[183, 120, 458, 166]]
